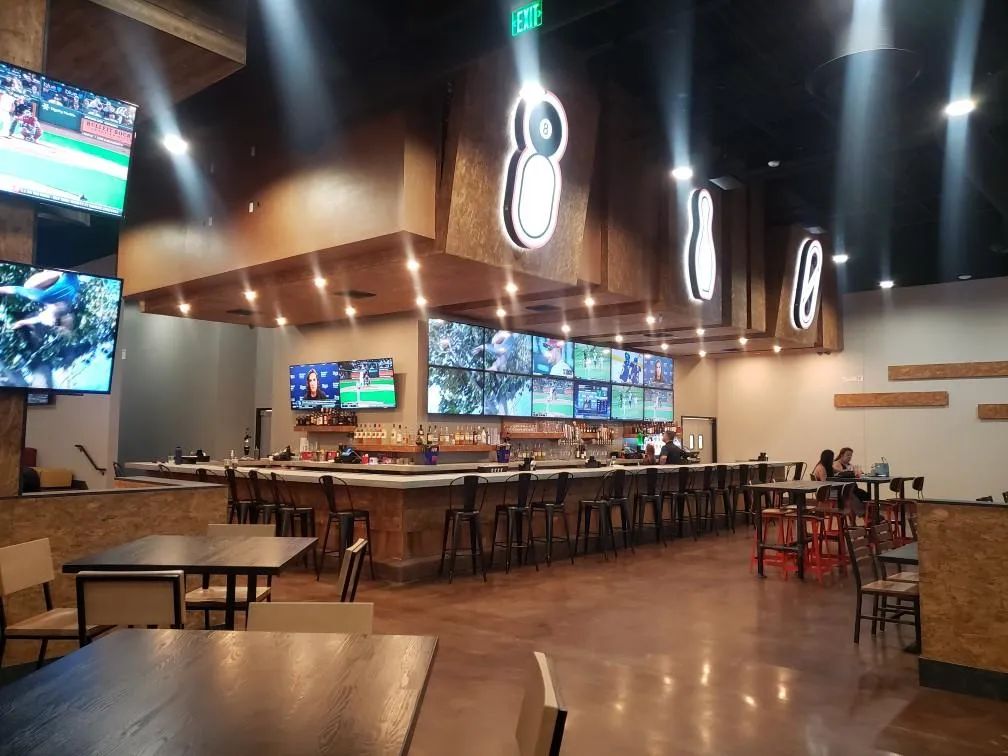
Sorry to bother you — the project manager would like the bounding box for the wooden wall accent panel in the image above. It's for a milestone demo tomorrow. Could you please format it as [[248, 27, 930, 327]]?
[[978, 404, 1008, 420], [747, 183, 766, 331], [834, 391, 949, 409], [889, 362, 1008, 381]]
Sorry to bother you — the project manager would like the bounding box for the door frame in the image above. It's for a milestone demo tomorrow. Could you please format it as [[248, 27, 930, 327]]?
[[254, 407, 272, 459], [679, 415, 717, 462]]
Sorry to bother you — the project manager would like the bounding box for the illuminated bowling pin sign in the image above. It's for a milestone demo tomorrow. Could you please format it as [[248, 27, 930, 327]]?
[[684, 187, 717, 301], [502, 87, 568, 250], [790, 237, 823, 330]]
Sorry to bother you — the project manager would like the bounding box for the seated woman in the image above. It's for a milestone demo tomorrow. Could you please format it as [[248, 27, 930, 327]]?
[[834, 446, 870, 514], [811, 449, 834, 481], [642, 443, 657, 465]]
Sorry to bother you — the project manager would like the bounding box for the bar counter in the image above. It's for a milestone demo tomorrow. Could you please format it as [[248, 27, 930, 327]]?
[[129, 459, 798, 582]]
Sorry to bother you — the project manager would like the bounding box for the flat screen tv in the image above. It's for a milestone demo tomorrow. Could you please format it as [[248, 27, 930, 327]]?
[[532, 336, 574, 377], [643, 354, 674, 388], [0, 61, 137, 217], [644, 388, 674, 421], [289, 362, 340, 410], [340, 357, 396, 409], [0, 262, 122, 393], [611, 348, 643, 386], [573, 342, 610, 382], [481, 328, 532, 374], [483, 372, 532, 416], [574, 380, 611, 420], [612, 385, 644, 421], [428, 366, 484, 415], [427, 318, 485, 369], [532, 377, 574, 418]]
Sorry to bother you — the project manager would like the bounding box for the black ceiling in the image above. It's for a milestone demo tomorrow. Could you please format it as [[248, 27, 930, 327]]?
[[45, 0, 1008, 293]]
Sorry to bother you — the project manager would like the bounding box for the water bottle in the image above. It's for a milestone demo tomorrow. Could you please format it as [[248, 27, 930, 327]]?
[[173, 446, 182, 465]]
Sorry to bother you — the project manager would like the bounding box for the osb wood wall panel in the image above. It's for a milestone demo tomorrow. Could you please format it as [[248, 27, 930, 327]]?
[[978, 404, 1008, 420], [918, 502, 1008, 674], [747, 184, 766, 332], [442, 50, 599, 287], [834, 391, 950, 409], [888, 362, 1008, 381], [0, 0, 47, 70], [0, 485, 227, 665]]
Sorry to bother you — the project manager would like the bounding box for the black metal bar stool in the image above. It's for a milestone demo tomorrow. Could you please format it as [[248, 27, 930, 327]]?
[[269, 472, 317, 570], [316, 475, 375, 581], [490, 473, 540, 574], [708, 464, 735, 534], [632, 466, 666, 547], [243, 470, 274, 524], [576, 468, 633, 559], [693, 466, 720, 535], [439, 475, 490, 583], [224, 467, 252, 524], [530, 471, 575, 566], [662, 466, 697, 540]]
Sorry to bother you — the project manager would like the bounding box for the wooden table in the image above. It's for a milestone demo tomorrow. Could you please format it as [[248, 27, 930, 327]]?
[[876, 542, 918, 566], [63, 535, 316, 629], [0, 629, 438, 755]]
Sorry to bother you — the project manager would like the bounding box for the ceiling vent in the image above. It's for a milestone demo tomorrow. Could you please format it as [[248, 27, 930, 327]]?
[[226, 308, 258, 317], [526, 304, 560, 312], [342, 290, 376, 299]]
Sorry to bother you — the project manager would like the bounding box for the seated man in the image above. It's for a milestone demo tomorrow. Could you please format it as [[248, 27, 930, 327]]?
[[658, 431, 689, 465]]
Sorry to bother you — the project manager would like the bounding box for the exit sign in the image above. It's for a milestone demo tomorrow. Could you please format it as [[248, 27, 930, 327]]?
[[511, 0, 543, 37]]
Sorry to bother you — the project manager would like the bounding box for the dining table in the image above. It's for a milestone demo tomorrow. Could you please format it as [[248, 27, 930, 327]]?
[[0, 629, 439, 755], [876, 541, 918, 567], [62, 535, 316, 629]]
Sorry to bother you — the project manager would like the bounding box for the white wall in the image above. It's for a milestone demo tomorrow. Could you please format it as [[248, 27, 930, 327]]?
[[716, 277, 1008, 500]]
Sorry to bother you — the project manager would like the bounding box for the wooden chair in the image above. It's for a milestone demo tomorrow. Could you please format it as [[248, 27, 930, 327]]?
[[75, 570, 185, 644], [185, 523, 274, 629], [516, 651, 567, 756], [0, 538, 111, 668], [868, 522, 918, 583], [843, 526, 920, 646], [337, 538, 368, 602], [247, 601, 374, 634]]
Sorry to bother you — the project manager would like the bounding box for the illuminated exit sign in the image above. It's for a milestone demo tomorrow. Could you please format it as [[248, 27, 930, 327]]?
[[511, 0, 543, 37]]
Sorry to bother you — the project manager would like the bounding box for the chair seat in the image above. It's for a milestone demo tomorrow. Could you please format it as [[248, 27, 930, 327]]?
[[184, 585, 272, 606], [6, 608, 109, 639], [888, 571, 919, 583], [862, 579, 919, 596]]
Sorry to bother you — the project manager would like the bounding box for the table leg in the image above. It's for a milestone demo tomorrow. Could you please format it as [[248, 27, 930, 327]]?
[[795, 492, 806, 581], [245, 573, 257, 630], [755, 489, 765, 578], [224, 573, 237, 630]]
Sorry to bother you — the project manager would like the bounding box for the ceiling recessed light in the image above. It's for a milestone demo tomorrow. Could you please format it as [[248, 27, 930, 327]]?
[[505, 282, 519, 295], [406, 259, 420, 272], [561, 324, 571, 334], [767, 159, 780, 168], [584, 296, 595, 307], [670, 165, 694, 181], [696, 327, 705, 336], [313, 276, 327, 289], [178, 302, 190, 315], [944, 98, 976, 117], [832, 253, 849, 264], [879, 280, 895, 290], [957, 274, 972, 281], [773, 344, 782, 354], [162, 134, 188, 155], [416, 296, 427, 307], [660, 343, 668, 351], [699, 350, 707, 358], [243, 290, 257, 302], [739, 336, 749, 345], [345, 305, 357, 317], [645, 314, 656, 325], [276, 316, 287, 326], [615, 334, 623, 343], [495, 307, 507, 317]]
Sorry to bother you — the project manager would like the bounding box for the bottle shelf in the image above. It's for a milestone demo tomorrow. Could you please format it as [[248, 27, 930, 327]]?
[[293, 425, 356, 433], [505, 432, 566, 440], [350, 443, 496, 454]]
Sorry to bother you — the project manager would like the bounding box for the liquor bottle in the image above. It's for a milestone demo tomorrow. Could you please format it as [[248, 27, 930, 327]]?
[[425, 425, 432, 445]]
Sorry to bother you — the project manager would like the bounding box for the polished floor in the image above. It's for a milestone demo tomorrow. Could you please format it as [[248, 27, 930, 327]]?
[[274, 534, 1008, 756]]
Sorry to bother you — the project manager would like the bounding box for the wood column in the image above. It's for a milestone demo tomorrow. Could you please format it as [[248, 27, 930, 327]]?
[[0, 0, 47, 496]]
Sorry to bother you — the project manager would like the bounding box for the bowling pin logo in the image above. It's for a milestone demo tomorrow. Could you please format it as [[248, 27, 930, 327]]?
[[503, 89, 568, 250], [790, 237, 823, 330], [685, 187, 717, 301]]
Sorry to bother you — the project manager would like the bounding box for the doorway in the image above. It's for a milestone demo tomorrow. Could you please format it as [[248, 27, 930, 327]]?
[[680, 415, 716, 463], [254, 408, 272, 459]]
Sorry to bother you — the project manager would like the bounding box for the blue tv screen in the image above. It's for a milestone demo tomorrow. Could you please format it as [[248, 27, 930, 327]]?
[[289, 362, 340, 410]]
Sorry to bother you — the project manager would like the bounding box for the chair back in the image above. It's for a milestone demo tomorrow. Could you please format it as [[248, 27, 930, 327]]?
[[643, 466, 659, 497], [839, 482, 858, 512], [75, 570, 185, 634], [713, 465, 729, 490], [207, 523, 275, 537], [814, 485, 833, 505], [911, 477, 925, 497], [449, 475, 488, 513], [771, 464, 788, 482], [505, 473, 538, 510], [791, 462, 806, 481], [673, 465, 691, 494], [112, 461, 125, 477], [843, 526, 878, 592], [757, 463, 770, 483], [1003, 491, 1008, 505], [699, 465, 714, 490], [888, 478, 906, 497], [977, 495, 994, 502], [246, 469, 266, 502], [224, 467, 243, 503], [516, 651, 567, 756], [319, 475, 352, 515], [554, 472, 574, 506], [247, 601, 374, 634], [195, 468, 209, 483], [337, 538, 368, 602], [736, 464, 751, 488], [0, 538, 54, 597], [593, 469, 626, 502], [869, 521, 896, 552], [269, 472, 292, 508]]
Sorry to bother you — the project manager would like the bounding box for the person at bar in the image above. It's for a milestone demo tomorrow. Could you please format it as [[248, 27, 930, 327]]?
[[658, 430, 688, 464], [811, 449, 834, 481], [643, 442, 657, 465]]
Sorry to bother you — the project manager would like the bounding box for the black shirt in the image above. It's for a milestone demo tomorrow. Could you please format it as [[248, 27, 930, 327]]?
[[659, 442, 687, 464]]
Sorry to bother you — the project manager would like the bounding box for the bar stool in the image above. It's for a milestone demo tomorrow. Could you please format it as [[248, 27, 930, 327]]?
[[490, 473, 539, 574], [269, 473, 317, 569], [243, 470, 274, 525], [662, 466, 697, 540], [733, 464, 752, 528], [439, 475, 490, 583], [750, 500, 798, 578], [787, 485, 833, 583], [790, 462, 807, 481], [576, 468, 633, 559], [632, 467, 666, 546], [693, 466, 720, 536], [224, 467, 252, 524], [316, 475, 375, 581], [818, 482, 856, 575], [708, 464, 735, 534], [530, 471, 575, 566], [195, 468, 209, 483]]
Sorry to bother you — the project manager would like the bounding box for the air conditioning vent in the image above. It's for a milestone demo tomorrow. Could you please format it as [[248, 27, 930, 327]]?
[[226, 308, 258, 317], [526, 304, 560, 312], [343, 290, 376, 299]]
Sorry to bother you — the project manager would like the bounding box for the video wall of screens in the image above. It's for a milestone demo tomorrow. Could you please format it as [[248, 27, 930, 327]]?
[[426, 319, 674, 420]]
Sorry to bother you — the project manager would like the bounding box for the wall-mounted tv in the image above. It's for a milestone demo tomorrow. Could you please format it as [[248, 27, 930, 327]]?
[[611, 348, 643, 386], [573, 342, 610, 382], [340, 357, 396, 409], [532, 336, 574, 377], [0, 262, 122, 393], [289, 362, 340, 410], [532, 377, 574, 418], [428, 366, 484, 415], [574, 380, 611, 420], [484, 372, 532, 416], [428, 318, 485, 369], [612, 385, 644, 421], [644, 388, 674, 421], [0, 61, 137, 217], [643, 354, 673, 388], [481, 329, 532, 373]]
